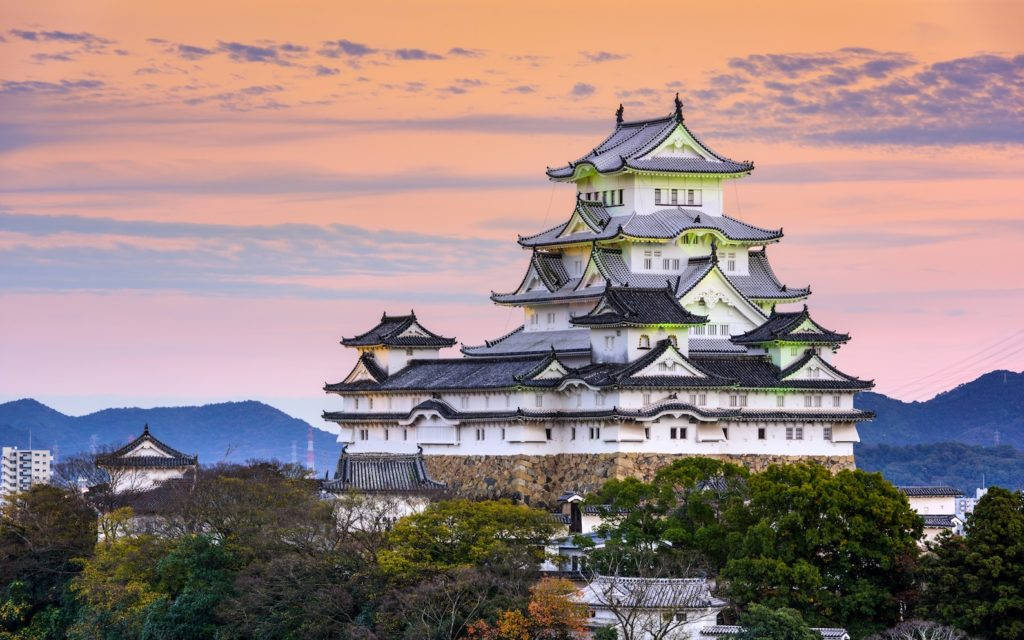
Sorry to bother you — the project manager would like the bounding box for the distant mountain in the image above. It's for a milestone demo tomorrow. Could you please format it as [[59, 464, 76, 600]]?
[[855, 442, 1024, 495], [0, 399, 340, 476], [856, 370, 1024, 448]]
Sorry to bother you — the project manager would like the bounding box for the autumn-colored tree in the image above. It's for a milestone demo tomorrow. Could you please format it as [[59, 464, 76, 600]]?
[[468, 578, 587, 640]]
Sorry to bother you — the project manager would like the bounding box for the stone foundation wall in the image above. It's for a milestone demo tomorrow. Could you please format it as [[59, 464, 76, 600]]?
[[424, 453, 855, 506]]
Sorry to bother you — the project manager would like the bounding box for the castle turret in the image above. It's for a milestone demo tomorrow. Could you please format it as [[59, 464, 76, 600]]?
[[731, 305, 849, 369], [340, 311, 456, 374]]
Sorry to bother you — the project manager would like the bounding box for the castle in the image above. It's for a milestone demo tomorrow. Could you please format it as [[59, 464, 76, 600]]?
[[324, 97, 873, 503]]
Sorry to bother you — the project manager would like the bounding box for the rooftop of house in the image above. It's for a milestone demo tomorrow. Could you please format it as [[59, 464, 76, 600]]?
[[322, 448, 446, 494], [95, 424, 198, 469]]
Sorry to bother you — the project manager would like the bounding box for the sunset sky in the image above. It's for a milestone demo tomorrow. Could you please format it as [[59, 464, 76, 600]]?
[[1, 0, 1022, 429]]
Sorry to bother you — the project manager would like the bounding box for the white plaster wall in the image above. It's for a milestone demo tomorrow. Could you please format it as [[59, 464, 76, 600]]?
[[908, 495, 958, 515]]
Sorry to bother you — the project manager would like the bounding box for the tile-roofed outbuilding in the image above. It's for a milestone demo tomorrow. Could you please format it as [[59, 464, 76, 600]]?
[[701, 625, 849, 640], [341, 312, 456, 348], [323, 447, 445, 494], [578, 576, 726, 609], [571, 286, 707, 327], [733, 305, 849, 345], [897, 485, 964, 497], [546, 101, 753, 181], [96, 424, 198, 469]]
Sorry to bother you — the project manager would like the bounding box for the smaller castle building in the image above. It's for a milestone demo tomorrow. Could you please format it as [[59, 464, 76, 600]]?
[[96, 425, 197, 493]]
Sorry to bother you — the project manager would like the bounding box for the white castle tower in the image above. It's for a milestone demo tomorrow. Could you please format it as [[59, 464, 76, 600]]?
[[323, 98, 873, 503]]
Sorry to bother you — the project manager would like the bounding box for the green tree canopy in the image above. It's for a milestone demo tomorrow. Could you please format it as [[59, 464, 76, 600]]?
[[377, 499, 557, 580], [734, 604, 819, 640], [0, 484, 96, 636], [586, 457, 749, 574], [919, 486, 1024, 640], [720, 463, 922, 638]]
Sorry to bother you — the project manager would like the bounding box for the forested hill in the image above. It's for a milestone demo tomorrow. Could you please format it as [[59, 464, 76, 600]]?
[[0, 399, 340, 474], [855, 369, 1024, 448]]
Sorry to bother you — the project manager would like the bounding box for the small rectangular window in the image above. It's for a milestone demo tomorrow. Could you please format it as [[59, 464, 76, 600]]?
[[729, 395, 737, 407], [670, 188, 678, 204], [832, 395, 841, 408], [654, 188, 662, 205], [672, 258, 680, 269], [642, 392, 651, 404], [823, 426, 833, 441], [403, 428, 408, 440], [739, 395, 748, 407], [670, 427, 678, 439], [535, 394, 544, 408], [709, 325, 717, 336], [795, 426, 804, 439], [722, 427, 729, 439], [384, 429, 389, 440], [571, 427, 576, 440], [680, 427, 687, 439], [501, 428, 506, 440], [618, 189, 623, 204], [698, 394, 706, 406], [644, 258, 652, 269], [786, 426, 794, 440], [644, 427, 650, 439], [777, 395, 785, 407], [814, 396, 822, 408], [545, 428, 552, 440], [758, 427, 766, 440], [804, 395, 812, 408], [720, 323, 729, 336], [662, 258, 670, 269]]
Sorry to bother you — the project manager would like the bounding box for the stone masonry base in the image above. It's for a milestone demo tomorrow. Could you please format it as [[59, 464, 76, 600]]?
[[423, 453, 856, 507]]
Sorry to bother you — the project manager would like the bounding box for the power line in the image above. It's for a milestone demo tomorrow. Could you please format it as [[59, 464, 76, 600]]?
[[885, 330, 1024, 395], [895, 341, 1024, 400]]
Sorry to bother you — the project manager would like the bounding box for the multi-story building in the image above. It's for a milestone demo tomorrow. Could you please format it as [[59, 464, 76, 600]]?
[[1, 446, 52, 499], [897, 485, 965, 541], [323, 98, 874, 503]]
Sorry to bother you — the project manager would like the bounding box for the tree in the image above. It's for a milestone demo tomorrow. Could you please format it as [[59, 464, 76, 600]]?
[[376, 567, 529, 640], [587, 457, 749, 575], [0, 484, 96, 636], [866, 620, 971, 640], [468, 577, 588, 640], [919, 487, 1024, 640], [377, 499, 558, 579], [734, 604, 819, 640], [720, 463, 922, 638]]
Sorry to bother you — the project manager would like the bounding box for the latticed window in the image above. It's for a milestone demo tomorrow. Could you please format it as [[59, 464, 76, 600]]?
[[639, 334, 651, 348]]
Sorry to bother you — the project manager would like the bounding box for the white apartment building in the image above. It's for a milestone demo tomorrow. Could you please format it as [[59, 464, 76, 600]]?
[[1, 446, 52, 499]]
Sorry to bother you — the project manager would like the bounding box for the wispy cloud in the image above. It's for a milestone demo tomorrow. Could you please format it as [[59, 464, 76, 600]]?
[[570, 82, 595, 97], [581, 51, 627, 63], [317, 38, 378, 58], [0, 212, 518, 299], [393, 48, 444, 61], [448, 47, 483, 58]]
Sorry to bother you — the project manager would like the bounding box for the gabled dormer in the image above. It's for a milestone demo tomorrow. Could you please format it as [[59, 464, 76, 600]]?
[[733, 305, 850, 368], [341, 311, 456, 374], [572, 285, 707, 362], [778, 349, 873, 390]]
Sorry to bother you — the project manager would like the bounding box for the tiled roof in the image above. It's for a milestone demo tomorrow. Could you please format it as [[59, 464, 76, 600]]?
[[571, 286, 707, 327], [329, 345, 872, 394], [96, 425, 198, 469], [494, 246, 805, 307], [724, 249, 810, 301], [323, 448, 445, 494], [462, 327, 592, 358], [898, 485, 964, 497], [578, 576, 726, 609], [733, 305, 849, 345], [776, 350, 874, 390], [326, 355, 548, 393], [922, 514, 959, 528], [702, 626, 849, 640], [341, 312, 456, 348], [688, 339, 751, 354], [519, 209, 781, 247], [546, 109, 753, 180]]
